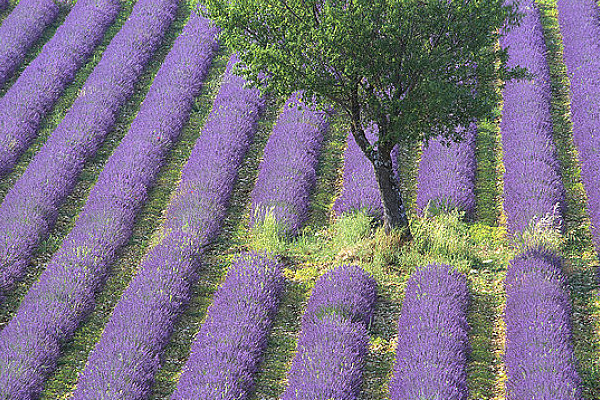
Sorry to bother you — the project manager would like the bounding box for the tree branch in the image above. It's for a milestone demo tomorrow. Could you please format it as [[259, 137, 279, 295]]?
[[348, 81, 377, 163]]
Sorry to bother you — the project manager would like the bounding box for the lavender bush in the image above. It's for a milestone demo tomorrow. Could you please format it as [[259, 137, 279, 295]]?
[[0, 0, 177, 298], [416, 124, 477, 218], [281, 265, 376, 399], [500, 0, 564, 234], [557, 0, 600, 252], [0, 0, 7, 11], [71, 55, 264, 400], [0, 10, 216, 400], [0, 0, 121, 177], [250, 92, 328, 236], [0, 0, 59, 87], [504, 249, 581, 399], [171, 252, 284, 400], [388, 264, 470, 400]]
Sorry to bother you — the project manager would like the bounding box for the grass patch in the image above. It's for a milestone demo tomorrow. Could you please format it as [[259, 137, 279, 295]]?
[[475, 117, 503, 227], [247, 208, 513, 400]]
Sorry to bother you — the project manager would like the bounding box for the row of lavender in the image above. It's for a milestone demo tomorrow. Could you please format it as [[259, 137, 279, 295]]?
[[71, 55, 264, 399], [0, 0, 176, 298], [389, 264, 470, 399], [0, 6, 215, 399], [500, 0, 564, 234], [171, 252, 283, 399], [557, 0, 600, 254], [0, 0, 59, 87], [0, 0, 121, 178], [505, 249, 581, 399], [416, 125, 477, 218], [250, 92, 328, 235], [282, 265, 376, 399], [500, 1, 580, 397]]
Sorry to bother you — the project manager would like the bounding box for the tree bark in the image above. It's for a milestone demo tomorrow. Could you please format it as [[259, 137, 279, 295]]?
[[372, 147, 412, 239]]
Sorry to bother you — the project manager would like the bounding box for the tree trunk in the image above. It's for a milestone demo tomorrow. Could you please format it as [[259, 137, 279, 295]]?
[[346, 91, 411, 240], [372, 148, 412, 239]]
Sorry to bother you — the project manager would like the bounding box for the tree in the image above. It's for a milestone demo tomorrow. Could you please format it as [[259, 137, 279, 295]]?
[[202, 0, 521, 237]]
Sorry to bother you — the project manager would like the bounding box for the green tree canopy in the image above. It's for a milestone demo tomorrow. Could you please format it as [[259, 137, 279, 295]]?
[[203, 0, 521, 235]]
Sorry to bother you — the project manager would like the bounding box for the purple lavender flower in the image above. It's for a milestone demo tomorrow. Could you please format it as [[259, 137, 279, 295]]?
[[0, 0, 59, 87], [504, 249, 581, 399], [0, 0, 7, 11], [416, 123, 477, 218], [0, 2, 213, 398], [171, 252, 283, 400], [500, 0, 564, 234], [71, 54, 264, 400], [0, 0, 178, 298], [250, 92, 328, 236], [281, 265, 376, 399], [557, 0, 600, 253], [389, 264, 470, 400], [0, 0, 121, 178]]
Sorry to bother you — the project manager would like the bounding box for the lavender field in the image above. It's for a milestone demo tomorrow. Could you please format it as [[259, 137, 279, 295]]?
[[0, 1, 599, 399]]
